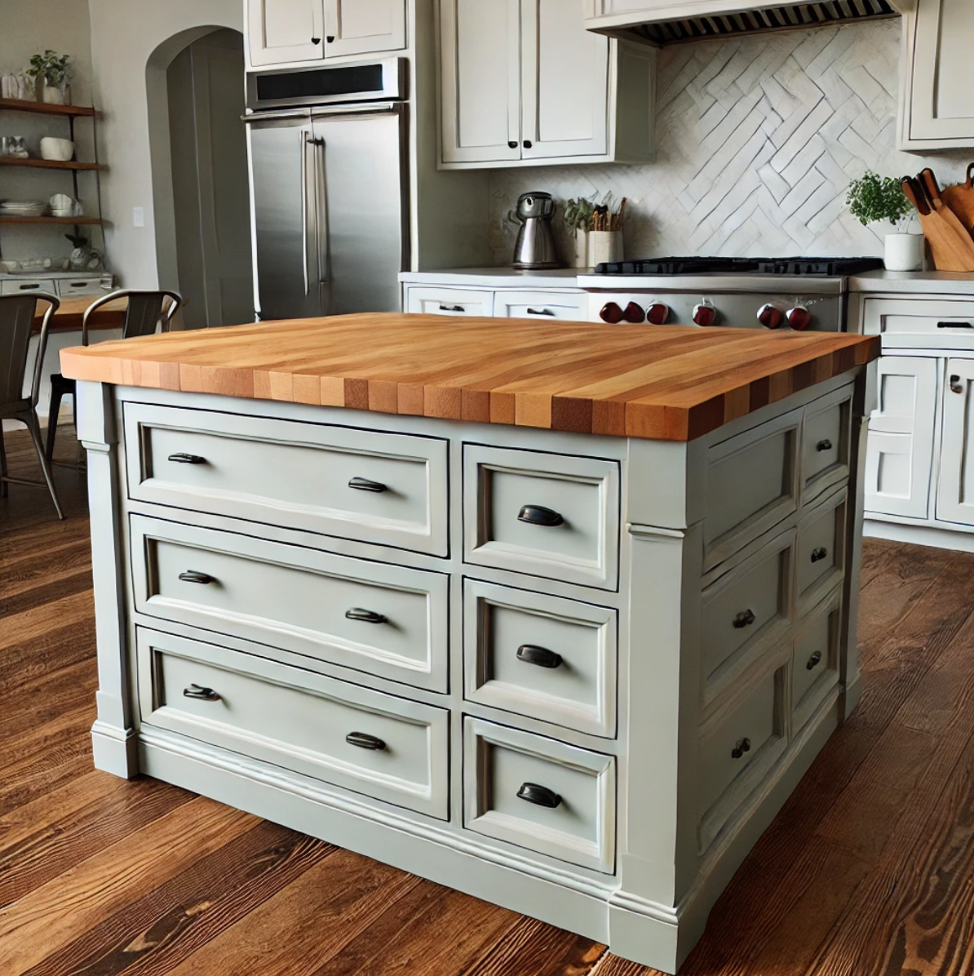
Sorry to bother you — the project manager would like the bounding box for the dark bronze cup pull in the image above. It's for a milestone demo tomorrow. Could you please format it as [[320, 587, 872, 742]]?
[[950, 374, 964, 394], [516, 782, 562, 809], [345, 731, 386, 751], [179, 570, 214, 585], [731, 737, 751, 760], [516, 644, 563, 669], [518, 504, 564, 527], [168, 453, 206, 465], [732, 608, 756, 629], [348, 476, 387, 493], [811, 547, 828, 563], [816, 439, 833, 452], [527, 307, 555, 316], [806, 650, 823, 670], [345, 607, 387, 624], [183, 683, 220, 701]]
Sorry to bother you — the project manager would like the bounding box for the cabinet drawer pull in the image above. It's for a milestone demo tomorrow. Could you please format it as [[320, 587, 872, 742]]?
[[507, 140, 518, 149], [816, 438, 833, 451], [178, 570, 214, 585], [348, 476, 387, 493], [810, 547, 828, 563], [516, 782, 561, 808], [806, 650, 823, 670], [326, 35, 335, 43], [345, 731, 386, 751], [527, 307, 555, 316], [731, 737, 751, 760], [439, 304, 465, 312], [183, 683, 220, 701], [516, 644, 563, 669], [937, 321, 974, 329], [345, 607, 387, 624], [732, 608, 756, 629], [517, 504, 564, 527], [950, 374, 964, 394], [168, 452, 206, 465]]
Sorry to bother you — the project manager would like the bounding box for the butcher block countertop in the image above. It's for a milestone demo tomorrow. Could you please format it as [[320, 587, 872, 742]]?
[[60, 313, 879, 441]]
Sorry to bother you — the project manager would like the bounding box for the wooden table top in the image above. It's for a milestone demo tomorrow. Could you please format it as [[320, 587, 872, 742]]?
[[35, 295, 126, 334], [59, 313, 879, 441]]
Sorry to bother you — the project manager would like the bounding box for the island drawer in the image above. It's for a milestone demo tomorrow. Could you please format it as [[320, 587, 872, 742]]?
[[702, 409, 800, 572], [491, 291, 587, 321], [792, 588, 841, 732], [863, 297, 974, 351], [463, 579, 617, 738], [122, 403, 448, 557], [796, 488, 846, 616], [403, 285, 493, 317], [801, 387, 852, 505], [129, 515, 448, 693], [135, 628, 449, 819], [463, 717, 615, 873], [463, 444, 620, 590]]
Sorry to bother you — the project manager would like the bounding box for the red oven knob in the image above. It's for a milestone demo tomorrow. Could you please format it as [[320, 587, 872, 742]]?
[[757, 303, 785, 330], [600, 302, 624, 324], [623, 302, 645, 323], [692, 302, 718, 327], [646, 302, 670, 325], [787, 306, 812, 331]]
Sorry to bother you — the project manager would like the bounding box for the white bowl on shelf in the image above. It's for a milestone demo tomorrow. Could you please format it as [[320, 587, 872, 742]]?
[[39, 137, 75, 161], [51, 209, 75, 217]]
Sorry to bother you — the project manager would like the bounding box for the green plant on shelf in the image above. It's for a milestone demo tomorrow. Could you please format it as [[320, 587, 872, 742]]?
[[27, 50, 71, 89]]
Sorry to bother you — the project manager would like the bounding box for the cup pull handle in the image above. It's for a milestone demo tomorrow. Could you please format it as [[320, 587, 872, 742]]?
[[517, 504, 564, 527], [516, 644, 563, 668], [178, 571, 214, 585], [527, 307, 555, 316], [950, 375, 964, 394], [348, 476, 387, 493], [517, 782, 562, 808], [345, 731, 386, 751], [168, 453, 206, 465], [183, 683, 220, 701], [345, 607, 387, 624]]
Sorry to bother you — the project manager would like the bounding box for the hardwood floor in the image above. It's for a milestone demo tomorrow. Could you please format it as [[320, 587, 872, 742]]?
[[3, 425, 974, 976]]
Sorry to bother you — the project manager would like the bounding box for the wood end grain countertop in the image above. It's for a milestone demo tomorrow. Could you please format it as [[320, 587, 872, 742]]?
[[60, 313, 879, 441]]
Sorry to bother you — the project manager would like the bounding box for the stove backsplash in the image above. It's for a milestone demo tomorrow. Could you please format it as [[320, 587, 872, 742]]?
[[488, 19, 972, 264]]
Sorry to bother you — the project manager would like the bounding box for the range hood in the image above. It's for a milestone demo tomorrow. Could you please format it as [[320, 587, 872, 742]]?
[[588, 0, 903, 46]]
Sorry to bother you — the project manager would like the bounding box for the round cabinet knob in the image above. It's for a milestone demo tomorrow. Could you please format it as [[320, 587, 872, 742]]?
[[646, 302, 670, 325], [623, 301, 645, 323], [757, 303, 785, 330], [600, 302, 624, 324], [692, 302, 718, 327], [787, 306, 812, 331]]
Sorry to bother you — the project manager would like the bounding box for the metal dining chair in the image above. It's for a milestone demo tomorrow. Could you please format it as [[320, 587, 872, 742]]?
[[45, 288, 182, 463], [0, 292, 64, 519]]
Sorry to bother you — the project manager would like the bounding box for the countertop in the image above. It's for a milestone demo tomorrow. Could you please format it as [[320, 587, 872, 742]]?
[[850, 270, 974, 294], [60, 313, 878, 442], [400, 268, 584, 289]]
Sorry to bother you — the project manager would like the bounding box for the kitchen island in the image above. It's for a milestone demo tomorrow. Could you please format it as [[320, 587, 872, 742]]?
[[61, 314, 878, 973]]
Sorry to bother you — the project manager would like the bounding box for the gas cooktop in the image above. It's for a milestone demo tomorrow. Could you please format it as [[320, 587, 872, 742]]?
[[594, 256, 885, 276]]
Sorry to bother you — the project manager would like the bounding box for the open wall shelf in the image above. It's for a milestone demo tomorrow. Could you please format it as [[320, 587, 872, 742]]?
[[0, 216, 104, 225], [0, 157, 105, 171], [0, 97, 96, 117]]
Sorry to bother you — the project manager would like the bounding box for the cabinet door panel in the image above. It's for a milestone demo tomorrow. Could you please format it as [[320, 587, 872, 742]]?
[[439, 0, 521, 163], [249, 0, 325, 67], [326, 0, 405, 58], [865, 356, 937, 519], [937, 359, 974, 525], [521, 0, 609, 159]]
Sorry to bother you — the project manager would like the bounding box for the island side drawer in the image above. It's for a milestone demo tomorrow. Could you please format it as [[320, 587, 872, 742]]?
[[801, 386, 852, 505], [136, 628, 449, 819], [792, 588, 841, 732], [123, 402, 448, 557], [796, 487, 847, 616], [463, 444, 620, 590], [463, 579, 617, 738], [129, 515, 448, 692], [463, 717, 615, 873]]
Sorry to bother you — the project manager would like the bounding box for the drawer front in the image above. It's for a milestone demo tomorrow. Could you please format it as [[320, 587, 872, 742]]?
[[130, 516, 448, 692], [700, 530, 794, 697], [802, 388, 852, 504], [796, 488, 846, 615], [463, 444, 620, 590], [492, 290, 586, 321], [792, 589, 841, 731], [0, 278, 51, 295], [463, 579, 616, 737], [463, 717, 615, 872], [136, 628, 449, 818], [55, 277, 105, 298], [124, 402, 448, 557], [703, 409, 800, 571], [403, 286, 493, 317], [864, 297, 974, 351]]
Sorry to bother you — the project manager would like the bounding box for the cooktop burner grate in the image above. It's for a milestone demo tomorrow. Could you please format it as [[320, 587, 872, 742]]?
[[594, 256, 885, 276]]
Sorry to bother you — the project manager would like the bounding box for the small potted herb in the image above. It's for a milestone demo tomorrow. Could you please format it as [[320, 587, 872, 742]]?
[[562, 197, 595, 268], [27, 50, 71, 105], [846, 170, 921, 271]]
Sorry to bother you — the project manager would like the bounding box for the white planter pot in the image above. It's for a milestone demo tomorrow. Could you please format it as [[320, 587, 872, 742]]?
[[884, 233, 924, 272], [40, 137, 75, 161], [573, 229, 589, 269], [588, 230, 623, 267]]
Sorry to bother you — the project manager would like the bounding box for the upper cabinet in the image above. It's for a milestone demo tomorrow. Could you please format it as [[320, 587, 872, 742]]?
[[439, 0, 656, 169], [899, 0, 974, 150], [248, 0, 406, 68]]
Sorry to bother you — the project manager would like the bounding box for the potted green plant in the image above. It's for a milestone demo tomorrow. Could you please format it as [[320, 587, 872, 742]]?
[[846, 170, 921, 271], [27, 50, 71, 105], [562, 197, 595, 268]]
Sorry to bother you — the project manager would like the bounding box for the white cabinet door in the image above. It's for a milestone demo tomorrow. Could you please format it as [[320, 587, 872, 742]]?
[[904, 0, 974, 147], [520, 0, 609, 160], [937, 358, 974, 525], [248, 0, 325, 67], [864, 356, 938, 520], [325, 0, 406, 58], [439, 0, 521, 164]]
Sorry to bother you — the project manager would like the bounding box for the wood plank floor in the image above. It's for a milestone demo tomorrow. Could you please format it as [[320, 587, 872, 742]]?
[[3, 425, 974, 976]]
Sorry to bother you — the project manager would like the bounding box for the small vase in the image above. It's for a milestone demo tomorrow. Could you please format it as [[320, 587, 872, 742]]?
[[588, 230, 623, 268], [42, 82, 68, 105], [573, 228, 589, 269], [884, 233, 924, 272]]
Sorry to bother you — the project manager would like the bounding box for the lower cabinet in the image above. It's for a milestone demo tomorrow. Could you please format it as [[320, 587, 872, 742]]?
[[937, 358, 974, 525]]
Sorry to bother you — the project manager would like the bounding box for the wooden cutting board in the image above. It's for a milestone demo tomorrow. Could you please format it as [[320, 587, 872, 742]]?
[[941, 163, 974, 234]]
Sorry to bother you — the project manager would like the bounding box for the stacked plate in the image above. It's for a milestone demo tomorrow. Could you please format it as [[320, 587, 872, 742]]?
[[0, 200, 47, 217]]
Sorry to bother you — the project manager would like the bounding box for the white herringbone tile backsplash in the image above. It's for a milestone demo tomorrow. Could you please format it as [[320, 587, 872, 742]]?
[[488, 19, 973, 263]]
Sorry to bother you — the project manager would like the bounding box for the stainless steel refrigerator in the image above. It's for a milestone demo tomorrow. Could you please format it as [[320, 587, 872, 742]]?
[[245, 60, 408, 321]]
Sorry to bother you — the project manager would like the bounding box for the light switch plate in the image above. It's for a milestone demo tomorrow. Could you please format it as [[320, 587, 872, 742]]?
[[133, 207, 145, 227]]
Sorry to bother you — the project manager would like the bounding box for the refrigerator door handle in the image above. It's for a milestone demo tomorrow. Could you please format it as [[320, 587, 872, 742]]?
[[314, 137, 329, 285], [299, 131, 315, 296]]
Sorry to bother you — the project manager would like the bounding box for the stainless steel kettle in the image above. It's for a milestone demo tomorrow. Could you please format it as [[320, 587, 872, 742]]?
[[511, 191, 559, 269]]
